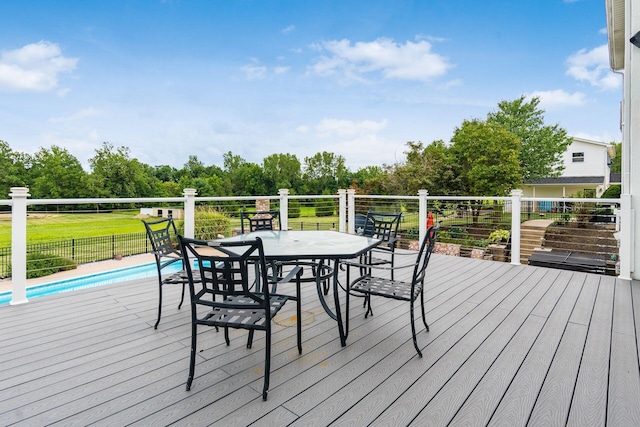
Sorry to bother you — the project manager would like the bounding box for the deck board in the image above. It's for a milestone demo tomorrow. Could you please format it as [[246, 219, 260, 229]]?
[[0, 253, 639, 426]]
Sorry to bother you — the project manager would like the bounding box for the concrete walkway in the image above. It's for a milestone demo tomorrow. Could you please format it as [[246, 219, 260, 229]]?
[[520, 218, 555, 228]]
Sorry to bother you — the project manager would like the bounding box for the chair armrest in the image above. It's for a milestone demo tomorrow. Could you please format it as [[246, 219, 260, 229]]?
[[340, 256, 415, 273], [272, 265, 303, 284]]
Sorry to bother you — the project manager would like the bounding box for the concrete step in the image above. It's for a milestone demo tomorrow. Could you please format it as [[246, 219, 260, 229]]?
[[518, 223, 551, 264]]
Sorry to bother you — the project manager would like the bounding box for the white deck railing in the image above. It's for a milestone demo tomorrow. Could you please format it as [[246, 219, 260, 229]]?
[[3, 187, 626, 305]]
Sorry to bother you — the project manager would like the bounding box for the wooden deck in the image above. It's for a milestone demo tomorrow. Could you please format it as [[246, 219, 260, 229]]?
[[1, 254, 639, 426]]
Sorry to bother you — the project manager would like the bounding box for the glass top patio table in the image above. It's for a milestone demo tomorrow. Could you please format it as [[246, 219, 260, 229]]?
[[215, 230, 381, 346], [216, 230, 381, 261]]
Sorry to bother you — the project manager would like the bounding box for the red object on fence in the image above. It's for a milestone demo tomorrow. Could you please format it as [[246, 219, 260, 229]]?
[[427, 212, 434, 228]]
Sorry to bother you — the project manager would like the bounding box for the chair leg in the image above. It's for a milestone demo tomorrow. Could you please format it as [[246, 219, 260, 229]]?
[[364, 295, 373, 318], [247, 329, 254, 348], [420, 290, 429, 332], [154, 281, 163, 329], [186, 322, 197, 390], [263, 328, 271, 401], [178, 282, 185, 309], [225, 327, 231, 346], [296, 277, 302, 354], [410, 302, 422, 357]]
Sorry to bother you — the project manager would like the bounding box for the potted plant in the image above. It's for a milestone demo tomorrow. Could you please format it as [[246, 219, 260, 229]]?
[[487, 229, 510, 262]]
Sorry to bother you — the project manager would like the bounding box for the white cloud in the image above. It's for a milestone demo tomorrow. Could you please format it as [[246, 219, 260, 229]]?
[[315, 118, 388, 137], [274, 66, 290, 75], [241, 61, 267, 80], [527, 89, 587, 108], [566, 44, 621, 90], [0, 41, 77, 92], [308, 37, 451, 82], [281, 25, 295, 34]]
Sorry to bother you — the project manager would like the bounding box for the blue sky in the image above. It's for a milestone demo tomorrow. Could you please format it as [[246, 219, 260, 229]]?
[[0, 0, 621, 171]]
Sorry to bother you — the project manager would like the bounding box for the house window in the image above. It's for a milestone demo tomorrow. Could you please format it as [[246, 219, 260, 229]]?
[[572, 152, 584, 163]]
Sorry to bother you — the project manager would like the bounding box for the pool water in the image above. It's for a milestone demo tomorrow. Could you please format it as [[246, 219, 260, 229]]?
[[0, 261, 182, 305]]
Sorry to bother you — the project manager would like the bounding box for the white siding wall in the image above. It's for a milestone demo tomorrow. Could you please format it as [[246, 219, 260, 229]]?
[[561, 138, 609, 177]]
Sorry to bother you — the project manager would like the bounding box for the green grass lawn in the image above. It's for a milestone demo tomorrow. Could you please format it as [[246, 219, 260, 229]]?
[[0, 211, 147, 247], [0, 209, 344, 247]]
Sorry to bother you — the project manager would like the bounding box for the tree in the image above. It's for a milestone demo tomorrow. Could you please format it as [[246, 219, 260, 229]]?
[[221, 151, 267, 195], [0, 140, 30, 199], [87, 142, 156, 197], [183, 155, 207, 178], [153, 164, 179, 182], [448, 120, 521, 224], [262, 153, 302, 194], [384, 141, 457, 196], [487, 96, 572, 181], [610, 141, 622, 173], [30, 146, 88, 199], [303, 151, 348, 194], [349, 165, 386, 194], [450, 119, 521, 196]]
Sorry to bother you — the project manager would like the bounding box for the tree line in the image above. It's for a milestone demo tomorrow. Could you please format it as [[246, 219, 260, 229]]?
[[2, 96, 596, 201]]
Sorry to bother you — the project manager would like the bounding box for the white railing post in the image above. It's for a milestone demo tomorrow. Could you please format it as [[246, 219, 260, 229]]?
[[10, 187, 30, 305], [338, 189, 347, 233], [347, 189, 356, 233], [618, 194, 632, 280], [183, 188, 197, 238], [418, 189, 428, 244], [279, 188, 289, 231], [510, 189, 522, 265]]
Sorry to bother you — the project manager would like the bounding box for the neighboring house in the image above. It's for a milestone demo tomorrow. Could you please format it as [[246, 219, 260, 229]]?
[[522, 137, 613, 211]]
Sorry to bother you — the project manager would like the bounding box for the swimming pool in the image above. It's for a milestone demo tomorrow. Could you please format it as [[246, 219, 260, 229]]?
[[0, 261, 182, 305]]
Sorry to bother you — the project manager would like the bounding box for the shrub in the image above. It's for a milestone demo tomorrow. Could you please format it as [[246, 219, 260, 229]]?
[[288, 199, 301, 218], [315, 198, 335, 217], [601, 184, 621, 199], [488, 229, 510, 243], [8, 252, 77, 279], [176, 207, 232, 239], [449, 227, 468, 239]]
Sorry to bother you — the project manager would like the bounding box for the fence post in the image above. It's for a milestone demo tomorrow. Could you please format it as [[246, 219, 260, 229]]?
[[279, 188, 289, 231], [347, 189, 356, 234], [183, 188, 197, 238], [418, 189, 428, 245], [338, 189, 347, 233], [510, 189, 522, 265], [10, 187, 30, 305]]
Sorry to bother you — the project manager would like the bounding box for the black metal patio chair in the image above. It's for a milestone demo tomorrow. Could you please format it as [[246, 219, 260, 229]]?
[[142, 217, 201, 329], [240, 209, 281, 233], [362, 211, 402, 280], [336, 210, 402, 299], [344, 223, 439, 357], [178, 235, 303, 400]]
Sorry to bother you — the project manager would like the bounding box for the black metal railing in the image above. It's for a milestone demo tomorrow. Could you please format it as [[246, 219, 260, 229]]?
[[0, 231, 149, 279]]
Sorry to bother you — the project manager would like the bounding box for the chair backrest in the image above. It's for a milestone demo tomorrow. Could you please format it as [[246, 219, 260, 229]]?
[[365, 211, 402, 243], [142, 217, 181, 259], [240, 210, 282, 234], [178, 235, 272, 318], [354, 213, 374, 236], [412, 223, 439, 287]]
